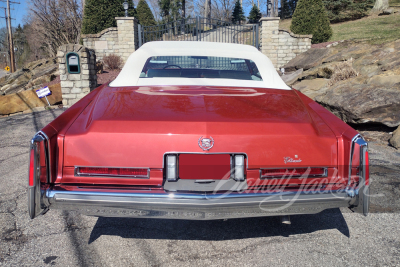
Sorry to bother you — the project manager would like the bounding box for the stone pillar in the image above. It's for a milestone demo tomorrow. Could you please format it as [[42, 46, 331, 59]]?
[[57, 44, 97, 107], [260, 17, 280, 68], [116, 17, 138, 62]]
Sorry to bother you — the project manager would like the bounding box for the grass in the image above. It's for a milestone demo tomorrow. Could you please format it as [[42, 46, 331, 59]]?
[[279, 9, 400, 45], [391, 0, 400, 6], [330, 12, 400, 44]]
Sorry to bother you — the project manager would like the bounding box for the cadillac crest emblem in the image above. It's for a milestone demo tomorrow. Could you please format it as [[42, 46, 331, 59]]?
[[198, 136, 214, 151]]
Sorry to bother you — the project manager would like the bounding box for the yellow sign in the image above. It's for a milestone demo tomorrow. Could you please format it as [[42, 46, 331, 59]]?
[[5, 66, 10, 71]]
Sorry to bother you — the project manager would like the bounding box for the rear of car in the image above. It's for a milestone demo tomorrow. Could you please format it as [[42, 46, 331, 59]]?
[[28, 42, 369, 220]]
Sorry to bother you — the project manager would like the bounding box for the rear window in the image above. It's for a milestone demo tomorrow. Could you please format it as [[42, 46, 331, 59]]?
[[140, 56, 262, 81]]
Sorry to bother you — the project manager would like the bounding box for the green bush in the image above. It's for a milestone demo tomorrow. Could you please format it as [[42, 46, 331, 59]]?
[[290, 0, 333, 44], [82, 0, 136, 34], [323, 0, 374, 23], [248, 4, 262, 23]]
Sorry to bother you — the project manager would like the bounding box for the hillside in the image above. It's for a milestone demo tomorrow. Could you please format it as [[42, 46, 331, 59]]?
[[280, 4, 400, 44]]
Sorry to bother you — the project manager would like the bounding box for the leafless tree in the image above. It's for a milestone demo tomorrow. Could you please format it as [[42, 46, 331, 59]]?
[[27, 0, 82, 57]]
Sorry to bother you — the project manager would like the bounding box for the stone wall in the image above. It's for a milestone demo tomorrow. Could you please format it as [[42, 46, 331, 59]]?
[[57, 44, 97, 107], [260, 17, 312, 69], [82, 28, 118, 62], [82, 17, 138, 63]]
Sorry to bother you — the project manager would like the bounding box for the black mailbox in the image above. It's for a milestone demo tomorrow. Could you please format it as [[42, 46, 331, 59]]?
[[66, 52, 80, 74]]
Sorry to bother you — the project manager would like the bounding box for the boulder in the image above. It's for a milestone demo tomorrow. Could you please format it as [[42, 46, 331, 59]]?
[[323, 44, 370, 64], [0, 83, 62, 115], [300, 63, 335, 80], [315, 80, 400, 127], [293, 78, 329, 100], [0, 58, 58, 95], [389, 127, 400, 149], [283, 48, 331, 72], [285, 39, 400, 128], [281, 69, 303, 86]]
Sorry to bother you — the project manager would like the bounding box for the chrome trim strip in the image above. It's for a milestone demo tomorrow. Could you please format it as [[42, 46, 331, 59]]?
[[259, 167, 329, 179], [74, 166, 150, 179]]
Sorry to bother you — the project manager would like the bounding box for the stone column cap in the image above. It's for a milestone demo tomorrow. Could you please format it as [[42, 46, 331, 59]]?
[[260, 17, 280, 21], [115, 17, 138, 22]]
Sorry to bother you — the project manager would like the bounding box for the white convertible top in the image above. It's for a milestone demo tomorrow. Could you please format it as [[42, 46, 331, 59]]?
[[110, 41, 290, 90]]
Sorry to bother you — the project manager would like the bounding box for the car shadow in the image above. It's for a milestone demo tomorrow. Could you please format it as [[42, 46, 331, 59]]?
[[88, 208, 350, 244]]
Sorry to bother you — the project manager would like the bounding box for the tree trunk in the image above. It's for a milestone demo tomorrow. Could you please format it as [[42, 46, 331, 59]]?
[[82, 0, 85, 16], [182, 0, 185, 18], [373, 0, 389, 11], [274, 0, 279, 17]]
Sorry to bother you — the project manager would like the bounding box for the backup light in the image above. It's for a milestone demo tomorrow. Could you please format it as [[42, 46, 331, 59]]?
[[77, 167, 148, 178], [166, 155, 178, 181], [233, 155, 245, 181], [261, 167, 327, 179]]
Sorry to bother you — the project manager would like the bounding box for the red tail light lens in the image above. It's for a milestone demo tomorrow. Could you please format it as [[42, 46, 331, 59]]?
[[29, 149, 35, 186], [77, 167, 148, 178], [261, 167, 327, 179]]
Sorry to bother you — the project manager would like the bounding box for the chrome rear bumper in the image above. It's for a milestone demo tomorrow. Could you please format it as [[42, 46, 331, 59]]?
[[37, 187, 366, 220]]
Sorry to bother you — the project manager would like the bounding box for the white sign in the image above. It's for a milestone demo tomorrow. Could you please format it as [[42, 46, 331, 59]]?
[[35, 86, 51, 98]]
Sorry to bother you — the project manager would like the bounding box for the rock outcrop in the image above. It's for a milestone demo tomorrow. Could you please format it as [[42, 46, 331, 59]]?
[[390, 127, 400, 149], [284, 39, 400, 128], [0, 83, 62, 115], [0, 58, 58, 96]]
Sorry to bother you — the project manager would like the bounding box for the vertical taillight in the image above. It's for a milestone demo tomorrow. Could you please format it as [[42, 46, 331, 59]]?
[[166, 155, 178, 181], [29, 148, 35, 187]]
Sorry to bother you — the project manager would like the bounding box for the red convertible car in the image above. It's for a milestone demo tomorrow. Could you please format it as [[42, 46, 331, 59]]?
[[28, 42, 369, 221]]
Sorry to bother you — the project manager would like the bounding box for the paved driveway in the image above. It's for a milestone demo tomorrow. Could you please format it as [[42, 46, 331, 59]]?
[[0, 110, 399, 266]]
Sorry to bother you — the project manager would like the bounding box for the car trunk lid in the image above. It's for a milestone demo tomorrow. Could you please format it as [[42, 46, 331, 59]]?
[[62, 86, 337, 183]]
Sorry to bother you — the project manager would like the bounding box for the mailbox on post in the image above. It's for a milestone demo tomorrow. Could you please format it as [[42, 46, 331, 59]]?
[[66, 52, 80, 74]]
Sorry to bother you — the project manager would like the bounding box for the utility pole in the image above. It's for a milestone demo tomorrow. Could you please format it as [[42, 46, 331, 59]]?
[[6, 0, 15, 72]]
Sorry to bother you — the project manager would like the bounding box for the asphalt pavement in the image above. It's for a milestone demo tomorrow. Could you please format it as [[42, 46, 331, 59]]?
[[0, 109, 399, 266]]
